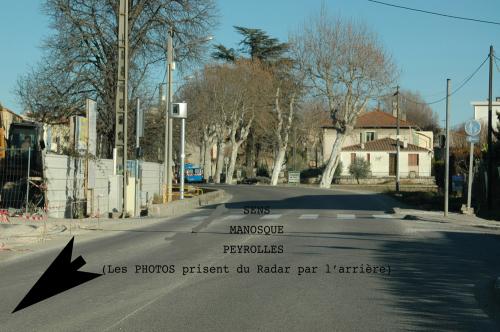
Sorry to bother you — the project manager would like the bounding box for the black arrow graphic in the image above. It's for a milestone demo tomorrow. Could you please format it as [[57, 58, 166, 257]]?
[[12, 237, 102, 313]]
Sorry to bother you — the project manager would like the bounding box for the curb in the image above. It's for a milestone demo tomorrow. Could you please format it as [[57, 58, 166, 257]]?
[[148, 188, 228, 218]]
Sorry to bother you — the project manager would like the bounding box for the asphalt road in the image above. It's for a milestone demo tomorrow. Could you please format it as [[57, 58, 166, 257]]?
[[1, 185, 500, 331]]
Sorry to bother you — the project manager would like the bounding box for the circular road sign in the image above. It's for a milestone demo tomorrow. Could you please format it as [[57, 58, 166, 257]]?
[[465, 119, 481, 137]]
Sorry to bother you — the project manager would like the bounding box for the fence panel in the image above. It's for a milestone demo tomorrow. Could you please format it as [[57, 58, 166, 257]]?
[[0, 148, 45, 212]]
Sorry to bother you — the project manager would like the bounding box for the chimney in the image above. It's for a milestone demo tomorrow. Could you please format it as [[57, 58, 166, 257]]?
[[401, 109, 406, 122]]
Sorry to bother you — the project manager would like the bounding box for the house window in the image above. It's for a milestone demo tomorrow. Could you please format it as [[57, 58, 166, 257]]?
[[408, 154, 419, 166], [351, 153, 356, 164], [365, 131, 375, 142], [366, 153, 370, 164]]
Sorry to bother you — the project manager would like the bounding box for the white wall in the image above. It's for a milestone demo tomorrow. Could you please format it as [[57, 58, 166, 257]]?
[[45, 154, 164, 218], [472, 102, 500, 132], [323, 127, 433, 163], [340, 150, 432, 177]]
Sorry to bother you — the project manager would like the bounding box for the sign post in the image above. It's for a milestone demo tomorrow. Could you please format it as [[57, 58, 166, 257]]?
[[464, 119, 481, 214]]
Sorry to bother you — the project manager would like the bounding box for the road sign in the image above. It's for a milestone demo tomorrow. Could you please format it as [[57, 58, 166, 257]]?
[[288, 171, 300, 184], [465, 119, 481, 137], [466, 135, 479, 143]]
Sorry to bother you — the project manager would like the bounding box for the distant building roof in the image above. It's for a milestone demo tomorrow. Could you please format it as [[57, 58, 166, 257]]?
[[342, 137, 429, 152], [0, 106, 22, 118], [322, 110, 414, 129]]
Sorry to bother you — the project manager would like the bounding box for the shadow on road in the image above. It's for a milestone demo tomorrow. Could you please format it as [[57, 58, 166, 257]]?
[[223, 193, 398, 211], [376, 231, 500, 331]]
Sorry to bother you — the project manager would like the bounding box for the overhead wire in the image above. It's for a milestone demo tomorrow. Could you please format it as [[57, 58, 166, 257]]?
[[396, 54, 489, 106], [367, 0, 500, 26]]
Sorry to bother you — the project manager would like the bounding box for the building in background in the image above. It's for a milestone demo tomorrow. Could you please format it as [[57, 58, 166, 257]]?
[[322, 110, 434, 179], [471, 99, 500, 132]]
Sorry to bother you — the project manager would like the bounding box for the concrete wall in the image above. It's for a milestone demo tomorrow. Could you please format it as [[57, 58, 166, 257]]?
[[45, 154, 86, 218], [340, 150, 432, 177], [45, 153, 165, 218]]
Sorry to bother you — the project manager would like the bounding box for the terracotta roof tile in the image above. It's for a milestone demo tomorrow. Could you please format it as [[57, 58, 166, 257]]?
[[342, 137, 429, 152], [354, 111, 413, 128]]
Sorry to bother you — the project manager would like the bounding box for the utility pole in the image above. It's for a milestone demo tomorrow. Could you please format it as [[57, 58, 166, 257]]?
[[135, 98, 143, 217], [114, 0, 128, 217], [395, 86, 400, 192], [164, 27, 174, 203], [487, 45, 494, 211], [444, 79, 451, 217]]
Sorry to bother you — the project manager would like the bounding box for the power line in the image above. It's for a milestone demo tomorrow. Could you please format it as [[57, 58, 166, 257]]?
[[368, 0, 500, 26], [493, 55, 500, 73], [400, 54, 489, 106]]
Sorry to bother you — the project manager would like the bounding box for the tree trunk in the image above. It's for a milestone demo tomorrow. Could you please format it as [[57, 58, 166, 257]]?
[[271, 146, 287, 186], [214, 140, 225, 184], [202, 139, 212, 182], [320, 131, 347, 188], [245, 129, 255, 177], [225, 142, 240, 184]]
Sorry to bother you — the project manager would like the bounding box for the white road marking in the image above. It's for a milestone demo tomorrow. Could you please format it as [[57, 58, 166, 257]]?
[[299, 214, 319, 220], [187, 216, 209, 221], [336, 214, 356, 219], [261, 214, 282, 220], [372, 214, 395, 219], [222, 215, 246, 221]]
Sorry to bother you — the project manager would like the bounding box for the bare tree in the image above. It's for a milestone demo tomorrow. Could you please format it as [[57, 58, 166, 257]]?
[[299, 101, 330, 168], [270, 87, 296, 185], [16, 0, 217, 157], [290, 8, 396, 187], [380, 89, 439, 134]]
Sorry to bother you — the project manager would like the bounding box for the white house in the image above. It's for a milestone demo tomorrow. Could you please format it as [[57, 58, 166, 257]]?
[[339, 138, 432, 177], [322, 110, 433, 178], [471, 100, 500, 132]]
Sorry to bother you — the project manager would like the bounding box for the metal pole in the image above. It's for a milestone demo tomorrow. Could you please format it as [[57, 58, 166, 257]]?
[[165, 27, 174, 203], [135, 98, 140, 217], [396, 86, 400, 192], [444, 79, 451, 216], [293, 128, 296, 170], [25, 147, 31, 214], [115, 0, 128, 218], [467, 142, 474, 210], [180, 118, 185, 200], [487, 45, 493, 210]]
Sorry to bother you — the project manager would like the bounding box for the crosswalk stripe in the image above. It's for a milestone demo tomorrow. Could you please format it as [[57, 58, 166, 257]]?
[[299, 214, 319, 220], [222, 215, 246, 221], [372, 214, 395, 219], [260, 214, 282, 220], [187, 216, 209, 221], [336, 214, 356, 219]]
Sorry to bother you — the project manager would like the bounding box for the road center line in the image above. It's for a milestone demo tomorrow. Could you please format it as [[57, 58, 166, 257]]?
[[299, 214, 318, 219], [372, 214, 395, 219], [336, 214, 356, 219], [260, 214, 282, 220], [222, 215, 246, 221], [187, 216, 209, 221]]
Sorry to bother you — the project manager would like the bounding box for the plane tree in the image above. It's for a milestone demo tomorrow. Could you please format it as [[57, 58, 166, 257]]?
[[290, 9, 397, 187]]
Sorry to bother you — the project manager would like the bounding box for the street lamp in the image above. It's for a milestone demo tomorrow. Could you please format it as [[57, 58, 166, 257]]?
[[164, 29, 213, 203]]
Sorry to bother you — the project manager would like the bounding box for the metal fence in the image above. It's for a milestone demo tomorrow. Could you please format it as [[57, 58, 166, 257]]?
[[0, 148, 46, 213]]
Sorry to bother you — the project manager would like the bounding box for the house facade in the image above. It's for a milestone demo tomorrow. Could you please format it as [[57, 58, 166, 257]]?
[[322, 110, 434, 178], [339, 138, 432, 177], [471, 100, 500, 132]]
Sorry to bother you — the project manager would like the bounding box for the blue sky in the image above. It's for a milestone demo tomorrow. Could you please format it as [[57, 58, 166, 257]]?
[[1, 0, 500, 127]]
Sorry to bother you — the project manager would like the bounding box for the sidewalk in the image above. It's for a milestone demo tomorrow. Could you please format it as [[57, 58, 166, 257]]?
[[0, 188, 230, 258], [392, 207, 500, 231]]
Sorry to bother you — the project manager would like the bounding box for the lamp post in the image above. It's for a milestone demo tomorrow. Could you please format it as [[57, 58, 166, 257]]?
[[164, 29, 213, 202]]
